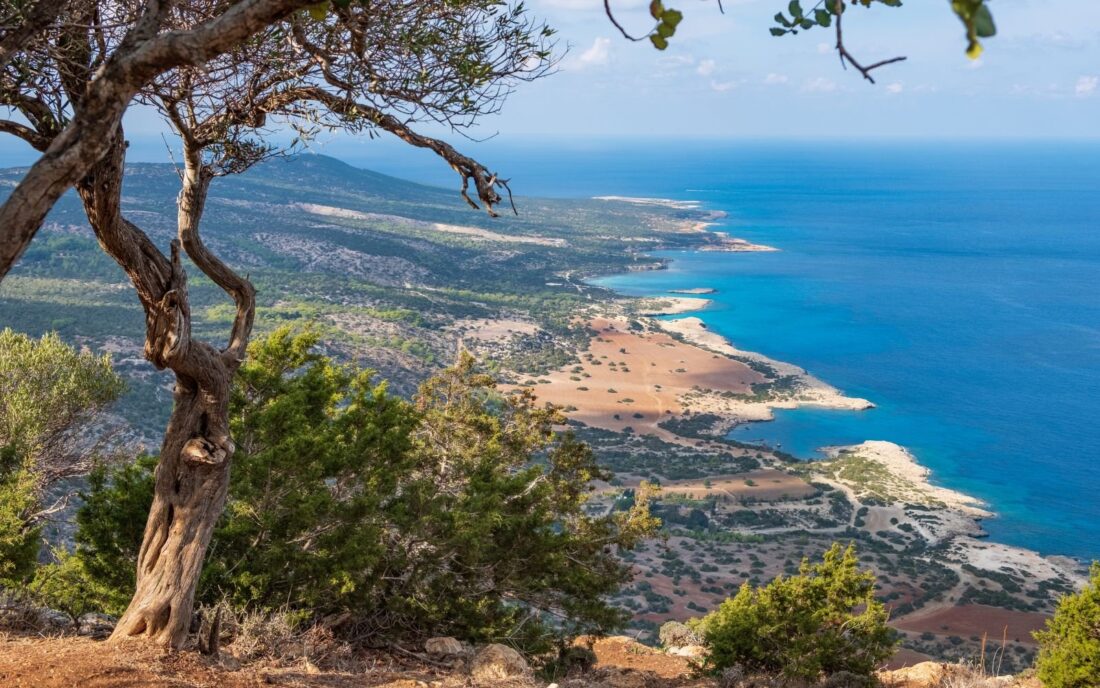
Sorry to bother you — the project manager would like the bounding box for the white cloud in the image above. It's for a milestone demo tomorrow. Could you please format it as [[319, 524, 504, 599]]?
[[886, 82, 904, 94], [697, 59, 716, 76], [710, 80, 737, 92], [1075, 75, 1098, 97], [802, 77, 837, 93], [817, 42, 831, 55], [764, 73, 789, 85], [574, 37, 611, 69]]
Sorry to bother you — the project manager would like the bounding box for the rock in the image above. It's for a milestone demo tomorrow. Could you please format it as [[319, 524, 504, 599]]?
[[878, 662, 946, 688], [601, 668, 649, 688], [36, 608, 74, 631], [424, 636, 465, 657], [470, 643, 529, 682], [77, 612, 116, 639], [666, 644, 706, 658]]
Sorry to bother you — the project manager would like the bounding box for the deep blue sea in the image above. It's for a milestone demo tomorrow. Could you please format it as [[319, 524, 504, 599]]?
[[365, 138, 1100, 561]]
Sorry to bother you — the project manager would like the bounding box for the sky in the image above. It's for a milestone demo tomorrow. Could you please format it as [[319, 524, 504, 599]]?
[[2, 0, 1099, 168], [487, 0, 1100, 138]]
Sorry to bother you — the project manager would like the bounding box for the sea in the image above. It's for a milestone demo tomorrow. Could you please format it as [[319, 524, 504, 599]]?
[[363, 138, 1100, 562]]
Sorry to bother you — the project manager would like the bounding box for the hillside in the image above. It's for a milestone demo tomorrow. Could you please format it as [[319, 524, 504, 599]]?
[[0, 155, 1087, 675]]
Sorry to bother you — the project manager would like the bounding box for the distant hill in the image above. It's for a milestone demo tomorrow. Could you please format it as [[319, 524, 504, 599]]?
[[0, 154, 718, 434]]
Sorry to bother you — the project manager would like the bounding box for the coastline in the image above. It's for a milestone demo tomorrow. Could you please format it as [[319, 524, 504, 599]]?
[[473, 193, 1090, 662], [584, 211, 1090, 568]]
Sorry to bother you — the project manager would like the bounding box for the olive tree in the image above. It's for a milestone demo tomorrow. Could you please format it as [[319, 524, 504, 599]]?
[[2, 0, 551, 647]]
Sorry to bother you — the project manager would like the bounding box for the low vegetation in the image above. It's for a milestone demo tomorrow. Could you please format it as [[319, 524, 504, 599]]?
[[28, 328, 659, 652], [693, 543, 895, 684], [1034, 563, 1100, 688]]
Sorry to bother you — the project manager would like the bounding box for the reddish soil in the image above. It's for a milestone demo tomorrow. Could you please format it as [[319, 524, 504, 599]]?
[[510, 317, 763, 435], [0, 634, 459, 688], [893, 604, 1049, 645]]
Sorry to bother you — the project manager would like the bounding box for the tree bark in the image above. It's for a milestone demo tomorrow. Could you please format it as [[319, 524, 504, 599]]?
[[75, 130, 252, 648]]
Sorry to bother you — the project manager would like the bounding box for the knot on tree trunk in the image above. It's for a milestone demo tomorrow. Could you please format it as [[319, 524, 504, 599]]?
[[145, 241, 191, 369], [181, 435, 234, 467]]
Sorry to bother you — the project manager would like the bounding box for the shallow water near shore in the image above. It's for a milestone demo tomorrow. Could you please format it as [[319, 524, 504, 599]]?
[[571, 141, 1100, 561]]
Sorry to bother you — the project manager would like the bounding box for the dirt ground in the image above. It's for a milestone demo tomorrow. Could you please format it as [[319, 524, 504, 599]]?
[[892, 604, 1048, 646], [0, 633, 704, 688], [514, 317, 763, 435]]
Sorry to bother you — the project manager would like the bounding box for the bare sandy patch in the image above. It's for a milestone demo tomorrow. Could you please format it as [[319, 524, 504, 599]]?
[[893, 604, 1049, 645], [513, 316, 764, 435], [624, 470, 816, 502], [451, 318, 541, 343], [293, 203, 565, 246], [660, 317, 873, 412], [636, 296, 711, 315]]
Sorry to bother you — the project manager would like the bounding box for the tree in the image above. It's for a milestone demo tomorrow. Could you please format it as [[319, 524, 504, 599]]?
[[2, 0, 552, 647], [695, 543, 895, 683], [1034, 563, 1100, 688], [69, 328, 659, 651], [1, 0, 999, 650]]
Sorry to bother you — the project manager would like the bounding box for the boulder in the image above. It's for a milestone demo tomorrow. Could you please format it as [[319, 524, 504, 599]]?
[[666, 644, 706, 658], [77, 612, 116, 639], [424, 636, 465, 657], [36, 608, 74, 632], [878, 662, 947, 688], [601, 668, 650, 688], [470, 643, 529, 682]]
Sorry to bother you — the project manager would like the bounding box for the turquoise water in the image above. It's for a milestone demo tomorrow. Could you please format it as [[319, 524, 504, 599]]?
[[568, 141, 1100, 562]]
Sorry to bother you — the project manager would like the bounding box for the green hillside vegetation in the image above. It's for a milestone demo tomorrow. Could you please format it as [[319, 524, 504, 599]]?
[[27, 328, 659, 653], [0, 155, 722, 433]]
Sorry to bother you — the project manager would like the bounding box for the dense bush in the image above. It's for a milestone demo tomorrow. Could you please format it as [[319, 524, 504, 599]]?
[[1034, 562, 1100, 688], [67, 327, 658, 651], [0, 329, 122, 587], [0, 445, 38, 585], [695, 543, 895, 683]]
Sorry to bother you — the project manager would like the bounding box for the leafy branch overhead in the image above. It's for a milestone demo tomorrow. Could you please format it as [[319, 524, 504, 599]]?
[[602, 0, 683, 50], [771, 0, 997, 61], [605, 0, 998, 82]]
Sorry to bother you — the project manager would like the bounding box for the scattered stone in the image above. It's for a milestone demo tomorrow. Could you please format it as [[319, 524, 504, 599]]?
[[601, 667, 650, 688], [36, 608, 74, 632], [665, 645, 705, 659], [424, 636, 465, 657], [470, 643, 529, 682], [76, 612, 116, 639]]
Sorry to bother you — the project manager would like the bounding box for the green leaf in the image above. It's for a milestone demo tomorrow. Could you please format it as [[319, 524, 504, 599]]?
[[656, 22, 674, 38], [774, 12, 793, 27], [649, 0, 664, 20], [788, 0, 803, 19], [769, 27, 788, 36], [649, 33, 668, 50], [973, 4, 995, 38], [306, 1, 328, 20], [661, 8, 683, 28], [814, 9, 831, 27]]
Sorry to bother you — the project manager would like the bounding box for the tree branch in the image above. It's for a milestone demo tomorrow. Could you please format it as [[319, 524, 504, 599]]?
[[833, 0, 905, 84], [0, 0, 317, 281], [0, 119, 49, 150]]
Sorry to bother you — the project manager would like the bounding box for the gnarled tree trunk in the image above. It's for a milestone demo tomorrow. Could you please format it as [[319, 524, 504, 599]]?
[[76, 129, 253, 648]]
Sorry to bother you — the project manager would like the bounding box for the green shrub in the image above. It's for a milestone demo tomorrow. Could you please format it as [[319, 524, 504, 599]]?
[[0, 446, 39, 585], [1034, 562, 1100, 688], [696, 543, 895, 683], [0, 329, 122, 588], [71, 328, 659, 651]]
